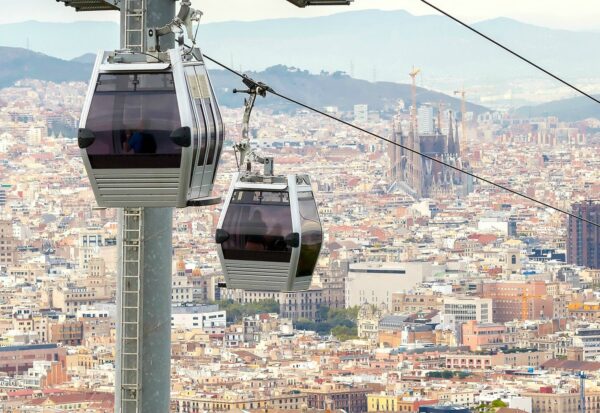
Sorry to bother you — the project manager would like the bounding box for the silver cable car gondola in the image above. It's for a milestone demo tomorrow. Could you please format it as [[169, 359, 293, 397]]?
[[215, 79, 323, 291], [78, 47, 223, 208]]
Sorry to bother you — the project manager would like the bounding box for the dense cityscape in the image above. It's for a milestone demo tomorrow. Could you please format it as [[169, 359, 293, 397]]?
[[0, 67, 598, 413]]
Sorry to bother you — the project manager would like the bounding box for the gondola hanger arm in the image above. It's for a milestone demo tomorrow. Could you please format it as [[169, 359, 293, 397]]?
[[233, 76, 274, 175], [151, 0, 203, 51]]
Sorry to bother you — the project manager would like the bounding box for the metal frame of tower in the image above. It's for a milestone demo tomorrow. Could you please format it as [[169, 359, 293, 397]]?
[[116, 1, 175, 410]]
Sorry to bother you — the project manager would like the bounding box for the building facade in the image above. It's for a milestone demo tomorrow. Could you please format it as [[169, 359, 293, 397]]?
[[0, 220, 16, 270], [346, 262, 435, 310], [568, 201, 600, 269]]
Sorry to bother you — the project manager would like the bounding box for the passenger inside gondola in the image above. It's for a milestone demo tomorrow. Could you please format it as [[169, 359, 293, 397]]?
[[245, 210, 267, 251], [84, 72, 182, 168], [123, 121, 157, 154], [221, 190, 294, 262]]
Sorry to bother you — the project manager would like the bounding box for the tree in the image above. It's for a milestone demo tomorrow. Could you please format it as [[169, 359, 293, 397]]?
[[215, 299, 280, 323], [331, 325, 357, 341]]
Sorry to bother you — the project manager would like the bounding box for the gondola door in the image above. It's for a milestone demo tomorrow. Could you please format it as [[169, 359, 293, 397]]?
[[181, 51, 222, 200]]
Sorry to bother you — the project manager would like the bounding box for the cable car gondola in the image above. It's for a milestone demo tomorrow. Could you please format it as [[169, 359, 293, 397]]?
[[78, 47, 223, 208], [216, 172, 323, 292], [214, 76, 323, 292]]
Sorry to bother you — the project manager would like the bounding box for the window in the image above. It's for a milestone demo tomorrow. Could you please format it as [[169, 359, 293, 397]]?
[[221, 190, 293, 262], [85, 72, 182, 169], [296, 192, 322, 277]]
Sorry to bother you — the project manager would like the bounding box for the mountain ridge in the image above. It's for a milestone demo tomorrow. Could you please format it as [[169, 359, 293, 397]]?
[[0, 46, 485, 114], [1, 11, 599, 89]]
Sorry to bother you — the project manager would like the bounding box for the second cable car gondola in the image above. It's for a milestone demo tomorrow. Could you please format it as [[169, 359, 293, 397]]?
[[215, 172, 323, 292], [77, 47, 223, 208]]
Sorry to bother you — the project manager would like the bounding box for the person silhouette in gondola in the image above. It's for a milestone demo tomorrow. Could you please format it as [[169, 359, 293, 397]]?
[[123, 120, 157, 154], [246, 210, 267, 251]]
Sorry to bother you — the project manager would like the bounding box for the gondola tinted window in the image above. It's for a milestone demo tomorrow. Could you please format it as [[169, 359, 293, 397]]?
[[85, 73, 182, 168], [297, 191, 322, 277], [221, 190, 293, 262]]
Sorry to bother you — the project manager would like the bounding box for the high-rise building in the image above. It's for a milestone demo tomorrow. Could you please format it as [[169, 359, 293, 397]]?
[[568, 201, 600, 269]]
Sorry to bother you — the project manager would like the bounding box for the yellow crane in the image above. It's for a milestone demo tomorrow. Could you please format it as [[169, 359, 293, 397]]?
[[454, 87, 467, 155], [409, 67, 421, 133]]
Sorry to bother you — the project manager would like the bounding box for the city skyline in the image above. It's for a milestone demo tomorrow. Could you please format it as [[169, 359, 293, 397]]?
[[1, 1, 600, 412]]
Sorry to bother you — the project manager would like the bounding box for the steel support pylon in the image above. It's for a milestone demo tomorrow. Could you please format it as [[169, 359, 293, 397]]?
[[114, 1, 176, 412], [116, 208, 172, 413]]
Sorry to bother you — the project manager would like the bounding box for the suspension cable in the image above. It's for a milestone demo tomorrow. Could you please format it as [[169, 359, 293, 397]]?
[[419, 0, 600, 106], [201, 53, 599, 229]]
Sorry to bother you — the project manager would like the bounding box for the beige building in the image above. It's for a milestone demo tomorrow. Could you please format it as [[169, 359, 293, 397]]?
[[445, 350, 553, 370], [88, 257, 106, 277], [392, 292, 441, 313], [52, 285, 112, 315], [524, 389, 600, 413], [0, 220, 16, 269]]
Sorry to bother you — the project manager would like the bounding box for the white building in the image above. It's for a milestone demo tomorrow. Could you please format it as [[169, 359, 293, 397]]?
[[572, 325, 600, 361], [441, 296, 493, 332], [345, 262, 436, 310], [171, 305, 226, 331], [78, 228, 104, 272], [478, 214, 517, 236]]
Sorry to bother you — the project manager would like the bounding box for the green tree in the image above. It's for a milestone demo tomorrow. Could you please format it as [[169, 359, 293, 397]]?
[[215, 299, 280, 323], [331, 325, 358, 341]]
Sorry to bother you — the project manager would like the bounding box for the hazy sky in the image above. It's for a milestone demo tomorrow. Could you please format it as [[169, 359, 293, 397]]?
[[3, 0, 600, 31]]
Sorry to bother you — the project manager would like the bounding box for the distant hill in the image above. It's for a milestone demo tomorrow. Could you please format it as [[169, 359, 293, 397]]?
[[0, 46, 486, 114], [211, 65, 486, 113], [0, 47, 91, 88], [516, 96, 600, 122], [71, 53, 97, 64], [1, 12, 599, 90]]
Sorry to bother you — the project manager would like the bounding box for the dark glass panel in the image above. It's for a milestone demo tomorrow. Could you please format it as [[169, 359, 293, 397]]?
[[221, 190, 293, 262], [297, 191, 322, 277], [211, 91, 224, 182], [205, 100, 217, 165], [85, 73, 182, 169], [194, 99, 208, 166]]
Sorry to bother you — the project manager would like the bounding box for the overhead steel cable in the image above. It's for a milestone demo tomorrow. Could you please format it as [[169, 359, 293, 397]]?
[[201, 53, 600, 229], [419, 0, 600, 106]]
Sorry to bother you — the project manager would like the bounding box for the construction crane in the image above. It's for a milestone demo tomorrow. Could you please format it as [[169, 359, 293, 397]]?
[[408, 67, 422, 197], [454, 87, 467, 156], [520, 293, 545, 320], [409, 67, 421, 134]]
